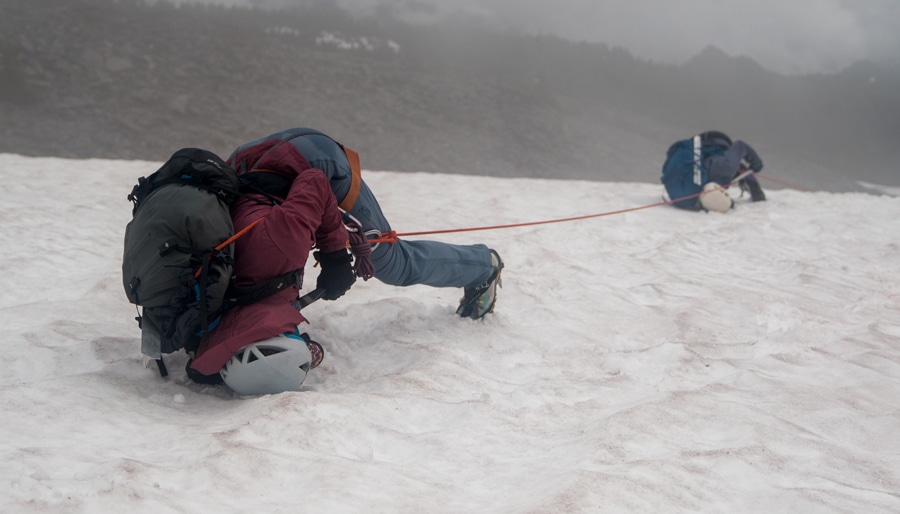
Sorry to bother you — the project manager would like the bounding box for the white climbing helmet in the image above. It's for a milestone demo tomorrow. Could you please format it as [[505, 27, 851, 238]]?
[[699, 182, 734, 213], [219, 332, 313, 395]]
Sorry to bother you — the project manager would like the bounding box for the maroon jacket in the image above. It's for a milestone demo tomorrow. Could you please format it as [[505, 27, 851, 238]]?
[[190, 143, 348, 375]]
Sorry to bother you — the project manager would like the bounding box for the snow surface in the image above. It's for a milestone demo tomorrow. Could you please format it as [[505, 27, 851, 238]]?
[[1, 153, 898, 513]]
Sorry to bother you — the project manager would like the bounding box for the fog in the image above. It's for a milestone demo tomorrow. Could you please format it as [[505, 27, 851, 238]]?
[[179, 0, 900, 75], [3, 0, 898, 192]]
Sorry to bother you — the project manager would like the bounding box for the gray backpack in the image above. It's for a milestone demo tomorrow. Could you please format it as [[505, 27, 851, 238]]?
[[123, 148, 240, 375]]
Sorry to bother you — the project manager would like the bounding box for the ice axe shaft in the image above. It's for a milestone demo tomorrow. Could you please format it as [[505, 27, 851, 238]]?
[[293, 287, 326, 310], [729, 169, 754, 185]]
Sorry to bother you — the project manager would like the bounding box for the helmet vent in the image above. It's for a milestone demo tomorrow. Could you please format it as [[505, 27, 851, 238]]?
[[220, 335, 313, 395]]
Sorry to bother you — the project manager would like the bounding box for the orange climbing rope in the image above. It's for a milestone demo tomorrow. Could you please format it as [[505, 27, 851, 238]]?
[[755, 173, 814, 192], [368, 173, 792, 244]]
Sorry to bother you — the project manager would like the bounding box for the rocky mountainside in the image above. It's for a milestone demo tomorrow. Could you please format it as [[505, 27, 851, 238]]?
[[2, 0, 897, 191]]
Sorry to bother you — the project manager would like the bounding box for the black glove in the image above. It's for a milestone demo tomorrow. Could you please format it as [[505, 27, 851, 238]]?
[[739, 175, 766, 202], [315, 249, 356, 300]]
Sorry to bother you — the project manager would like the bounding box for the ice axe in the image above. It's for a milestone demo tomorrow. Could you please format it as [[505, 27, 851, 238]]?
[[292, 287, 326, 310]]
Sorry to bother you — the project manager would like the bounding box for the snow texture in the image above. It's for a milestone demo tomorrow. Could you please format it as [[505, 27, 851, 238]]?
[[1, 154, 898, 513]]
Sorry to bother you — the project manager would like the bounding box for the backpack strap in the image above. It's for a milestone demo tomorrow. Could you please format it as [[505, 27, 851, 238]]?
[[197, 254, 212, 342], [127, 174, 239, 215], [225, 269, 304, 307]]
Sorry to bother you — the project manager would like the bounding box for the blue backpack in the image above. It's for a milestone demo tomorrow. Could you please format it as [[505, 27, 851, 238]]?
[[660, 134, 727, 209]]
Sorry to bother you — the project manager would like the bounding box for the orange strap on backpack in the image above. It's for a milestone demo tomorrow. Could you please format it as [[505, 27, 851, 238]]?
[[339, 146, 362, 212], [193, 217, 265, 279]]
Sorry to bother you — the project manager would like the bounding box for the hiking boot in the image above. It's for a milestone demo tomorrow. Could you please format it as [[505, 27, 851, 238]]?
[[456, 250, 504, 320], [739, 176, 766, 202], [185, 358, 224, 385]]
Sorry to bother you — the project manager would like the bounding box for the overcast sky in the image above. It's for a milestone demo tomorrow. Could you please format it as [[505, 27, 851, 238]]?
[[179, 0, 900, 75]]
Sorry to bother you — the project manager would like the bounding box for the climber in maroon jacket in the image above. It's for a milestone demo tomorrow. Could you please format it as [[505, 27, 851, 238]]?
[[188, 141, 354, 379]]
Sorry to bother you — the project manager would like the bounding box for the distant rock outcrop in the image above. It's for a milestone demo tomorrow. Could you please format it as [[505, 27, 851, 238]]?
[[1, 0, 897, 192]]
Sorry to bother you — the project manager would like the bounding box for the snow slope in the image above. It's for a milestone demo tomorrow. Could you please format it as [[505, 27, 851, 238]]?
[[1, 154, 898, 513]]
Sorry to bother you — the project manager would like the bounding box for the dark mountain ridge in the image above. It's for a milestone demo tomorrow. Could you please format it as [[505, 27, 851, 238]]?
[[1, 0, 897, 192]]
